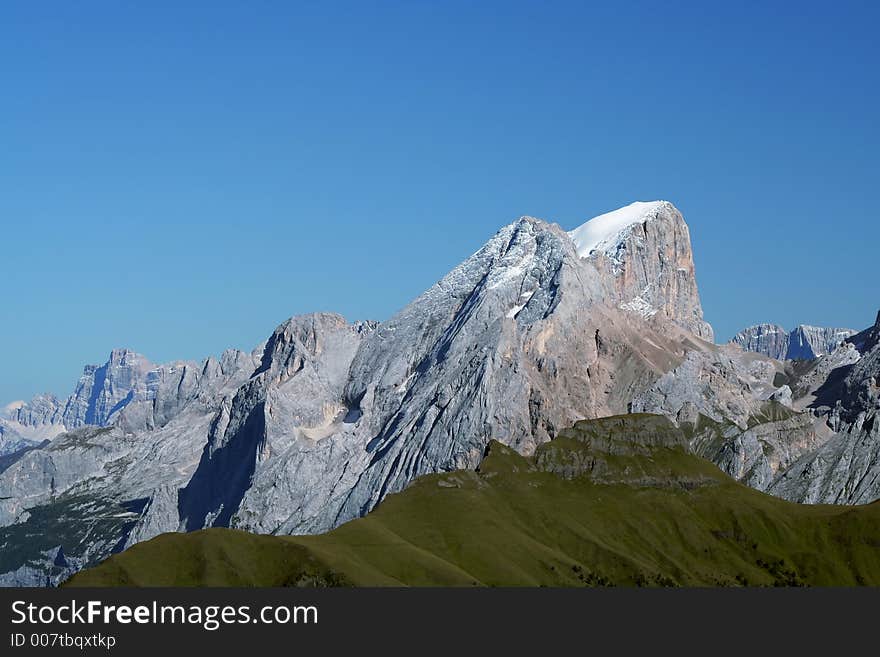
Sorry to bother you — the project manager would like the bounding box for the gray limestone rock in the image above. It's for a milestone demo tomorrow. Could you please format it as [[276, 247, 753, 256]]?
[[4, 349, 154, 441], [0, 348, 262, 581], [768, 311, 880, 504], [788, 325, 857, 360], [570, 201, 714, 341], [731, 324, 856, 361], [730, 324, 789, 361], [630, 345, 782, 429], [686, 404, 830, 492], [210, 217, 693, 535]]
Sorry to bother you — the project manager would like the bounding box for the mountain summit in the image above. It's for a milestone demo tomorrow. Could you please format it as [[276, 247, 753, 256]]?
[[570, 201, 713, 341], [568, 201, 668, 257]]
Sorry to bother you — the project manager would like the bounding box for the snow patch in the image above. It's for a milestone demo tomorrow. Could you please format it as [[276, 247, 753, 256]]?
[[620, 296, 658, 319], [568, 201, 666, 260], [507, 291, 536, 319], [487, 260, 528, 290]]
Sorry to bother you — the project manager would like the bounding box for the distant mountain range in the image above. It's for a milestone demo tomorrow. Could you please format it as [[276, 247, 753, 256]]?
[[731, 324, 856, 361], [2, 200, 878, 586]]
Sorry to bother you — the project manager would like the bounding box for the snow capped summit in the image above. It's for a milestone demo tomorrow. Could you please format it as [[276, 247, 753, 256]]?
[[568, 201, 668, 259], [565, 200, 712, 341]]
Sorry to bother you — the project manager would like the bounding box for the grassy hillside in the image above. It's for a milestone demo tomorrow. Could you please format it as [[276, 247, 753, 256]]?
[[66, 414, 880, 587]]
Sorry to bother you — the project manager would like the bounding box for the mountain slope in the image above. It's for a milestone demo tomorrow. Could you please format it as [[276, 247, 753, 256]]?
[[770, 312, 880, 504], [0, 348, 262, 582], [66, 414, 880, 587], [0, 347, 233, 458], [180, 209, 724, 538]]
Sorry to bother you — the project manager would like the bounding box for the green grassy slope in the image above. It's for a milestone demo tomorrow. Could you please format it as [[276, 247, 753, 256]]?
[[66, 415, 880, 587]]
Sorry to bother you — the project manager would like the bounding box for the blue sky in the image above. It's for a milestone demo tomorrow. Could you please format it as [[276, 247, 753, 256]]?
[[2, 1, 878, 404]]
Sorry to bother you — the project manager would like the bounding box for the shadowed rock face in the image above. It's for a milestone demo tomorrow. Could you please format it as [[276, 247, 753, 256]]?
[[4, 349, 154, 432], [0, 546, 82, 587], [670, 312, 880, 506], [0, 351, 156, 459], [788, 325, 858, 360], [179, 313, 374, 533], [769, 311, 880, 504], [64, 349, 154, 428]]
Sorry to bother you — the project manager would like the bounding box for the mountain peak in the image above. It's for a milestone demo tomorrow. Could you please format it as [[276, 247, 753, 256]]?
[[732, 323, 856, 360], [567, 200, 669, 259], [565, 200, 712, 341], [106, 348, 146, 364]]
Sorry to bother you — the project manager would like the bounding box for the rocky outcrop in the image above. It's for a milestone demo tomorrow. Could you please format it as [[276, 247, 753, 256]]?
[[732, 323, 856, 361], [1, 394, 67, 457], [179, 313, 374, 532], [769, 312, 880, 504], [684, 403, 831, 491], [630, 345, 783, 429], [3, 347, 263, 443], [569, 201, 714, 342], [0, 425, 37, 459], [731, 324, 789, 361], [789, 325, 857, 359], [4, 394, 64, 429], [3, 350, 155, 443], [61, 349, 154, 428], [834, 312, 880, 422], [0, 346, 262, 579]]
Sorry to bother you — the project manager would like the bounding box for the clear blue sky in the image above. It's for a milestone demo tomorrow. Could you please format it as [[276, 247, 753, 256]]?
[[2, 1, 878, 404]]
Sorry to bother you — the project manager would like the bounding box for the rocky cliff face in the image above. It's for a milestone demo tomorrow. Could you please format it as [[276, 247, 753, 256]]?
[[0, 427, 37, 459], [179, 313, 376, 533], [732, 324, 856, 361], [730, 324, 790, 360], [789, 325, 857, 359], [570, 201, 713, 342], [0, 345, 263, 584], [670, 313, 880, 505], [682, 402, 830, 491], [768, 312, 880, 504], [0, 546, 82, 587], [60, 349, 154, 428], [192, 215, 706, 536], [569, 201, 714, 342], [5, 349, 154, 433], [0, 395, 67, 457], [1, 347, 262, 454]]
